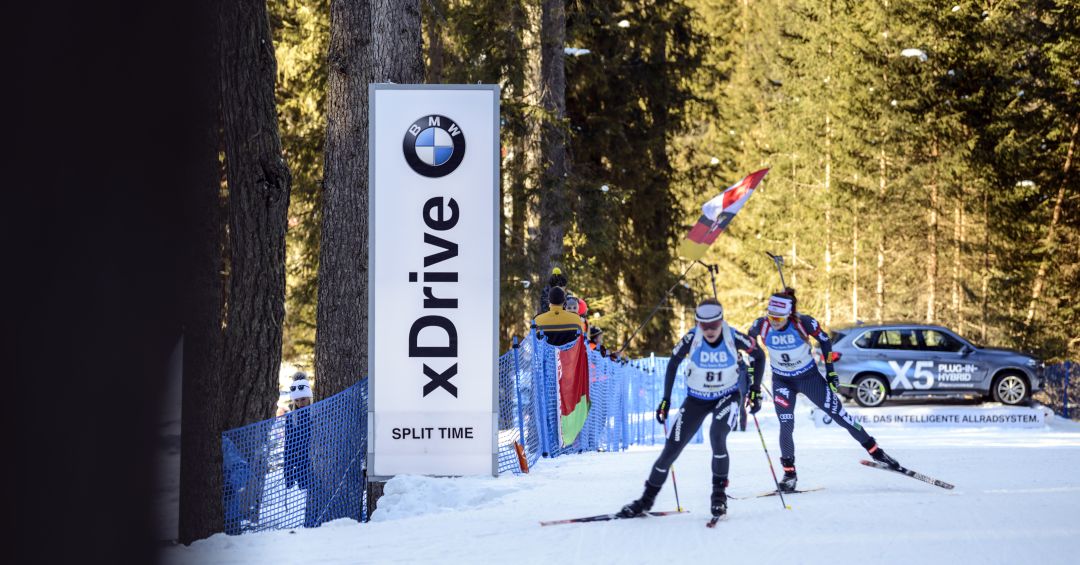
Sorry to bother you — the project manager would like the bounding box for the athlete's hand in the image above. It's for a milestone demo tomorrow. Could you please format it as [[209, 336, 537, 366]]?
[[827, 371, 840, 393], [746, 390, 762, 414], [656, 398, 670, 424]]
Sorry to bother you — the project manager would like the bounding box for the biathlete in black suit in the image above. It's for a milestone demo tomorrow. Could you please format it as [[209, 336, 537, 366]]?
[[617, 298, 765, 520], [747, 289, 901, 492]]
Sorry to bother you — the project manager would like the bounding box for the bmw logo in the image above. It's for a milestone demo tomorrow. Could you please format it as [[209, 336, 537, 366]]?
[[403, 115, 466, 178]]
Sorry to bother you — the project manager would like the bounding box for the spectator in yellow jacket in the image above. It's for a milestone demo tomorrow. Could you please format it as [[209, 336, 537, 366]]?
[[531, 286, 585, 346]]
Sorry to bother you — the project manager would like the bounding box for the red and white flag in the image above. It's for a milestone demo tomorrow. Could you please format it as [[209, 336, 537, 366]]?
[[677, 168, 768, 261]]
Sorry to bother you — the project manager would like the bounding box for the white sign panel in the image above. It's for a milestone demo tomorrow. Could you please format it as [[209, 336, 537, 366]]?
[[810, 405, 1049, 429], [369, 85, 499, 477]]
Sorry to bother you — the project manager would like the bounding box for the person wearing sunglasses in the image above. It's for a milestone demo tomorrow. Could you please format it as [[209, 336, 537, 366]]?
[[284, 373, 316, 525], [617, 298, 764, 521], [748, 289, 900, 493]]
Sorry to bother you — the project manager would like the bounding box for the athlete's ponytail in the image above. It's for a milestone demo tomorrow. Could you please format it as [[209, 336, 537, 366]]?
[[780, 287, 808, 341]]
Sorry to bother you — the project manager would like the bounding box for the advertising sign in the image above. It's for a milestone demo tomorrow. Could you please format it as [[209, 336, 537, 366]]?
[[369, 84, 499, 476]]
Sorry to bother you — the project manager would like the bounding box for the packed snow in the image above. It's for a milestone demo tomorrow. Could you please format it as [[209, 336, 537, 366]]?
[[900, 48, 928, 62], [162, 399, 1080, 565]]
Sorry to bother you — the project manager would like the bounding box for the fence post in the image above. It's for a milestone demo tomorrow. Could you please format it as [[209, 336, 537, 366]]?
[[650, 352, 656, 446], [511, 336, 526, 447], [531, 332, 550, 456]]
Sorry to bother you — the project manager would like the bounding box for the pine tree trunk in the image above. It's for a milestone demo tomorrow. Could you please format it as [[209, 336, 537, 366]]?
[[824, 114, 832, 325], [523, 0, 542, 311], [314, 0, 374, 511], [823, 0, 834, 326], [218, 0, 292, 431], [536, 0, 567, 280], [179, 9, 226, 542], [316, 0, 372, 399], [981, 188, 990, 342], [423, 0, 444, 83], [925, 138, 939, 323], [216, 0, 292, 536], [876, 144, 886, 323], [637, 0, 675, 351], [317, 0, 422, 524], [1024, 120, 1077, 327], [852, 210, 859, 322], [791, 238, 798, 288], [372, 0, 423, 82], [952, 197, 963, 329]]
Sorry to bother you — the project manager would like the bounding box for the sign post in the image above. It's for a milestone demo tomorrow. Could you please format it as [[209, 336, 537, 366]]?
[[368, 84, 500, 478]]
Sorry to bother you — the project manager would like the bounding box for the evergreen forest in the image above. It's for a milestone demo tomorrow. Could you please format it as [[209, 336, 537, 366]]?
[[272, 0, 1079, 364]]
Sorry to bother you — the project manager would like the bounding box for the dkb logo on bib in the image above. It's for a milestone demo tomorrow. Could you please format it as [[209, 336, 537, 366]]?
[[403, 115, 467, 178]]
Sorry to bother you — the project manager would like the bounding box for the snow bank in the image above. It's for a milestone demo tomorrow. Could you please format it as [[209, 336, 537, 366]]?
[[370, 475, 528, 522], [163, 400, 1080, 565]]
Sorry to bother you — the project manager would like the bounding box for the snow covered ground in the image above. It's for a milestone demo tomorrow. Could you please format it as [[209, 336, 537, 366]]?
[[162, 402, 1080, 565]]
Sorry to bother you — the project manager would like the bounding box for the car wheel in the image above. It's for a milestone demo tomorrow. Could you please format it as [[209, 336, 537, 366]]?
[[853, 375, 888, 408], [992, 373, 1029, 405]]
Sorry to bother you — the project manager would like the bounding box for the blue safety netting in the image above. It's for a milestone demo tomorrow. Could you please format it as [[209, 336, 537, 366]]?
[[220, 331, 683, 534], [220, 338, 1076, 535], [221, 379, 367, 534], [1041, 362, 1078, 420], [491, 333, 700, 471]]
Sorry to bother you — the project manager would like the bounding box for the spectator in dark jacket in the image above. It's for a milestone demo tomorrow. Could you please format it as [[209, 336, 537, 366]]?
[[284, 373, 317, 527], [588, 326, 609, 357], [284, 375, 313, 490]]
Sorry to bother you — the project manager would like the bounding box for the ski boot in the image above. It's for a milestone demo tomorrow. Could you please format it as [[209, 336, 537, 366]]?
[[778, 457, 797, 492], [710, 477, 728, 519], [864, 438, 900, 470], [617, 481, 660, 518]]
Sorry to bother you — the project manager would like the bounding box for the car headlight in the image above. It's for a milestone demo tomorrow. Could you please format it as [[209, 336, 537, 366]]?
[[1025, 358, 1039, 368]]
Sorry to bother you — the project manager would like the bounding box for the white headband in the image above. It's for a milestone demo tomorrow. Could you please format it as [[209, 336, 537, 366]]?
[[767, 296, 793, 316], [695, 303, 724, 323], [289, 379, 313, 401]]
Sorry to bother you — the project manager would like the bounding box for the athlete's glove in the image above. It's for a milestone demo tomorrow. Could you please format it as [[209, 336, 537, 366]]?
[[826, 371, 840, 393], [746, 389, 762, 414], [656, 398, 670, 424]]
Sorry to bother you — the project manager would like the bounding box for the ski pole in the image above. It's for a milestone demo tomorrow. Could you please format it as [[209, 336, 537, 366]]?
[[765, 251, 787, 290], [662, 420, 683, 512], [750, 412, 791, 510], [616, 261, 700, 356]]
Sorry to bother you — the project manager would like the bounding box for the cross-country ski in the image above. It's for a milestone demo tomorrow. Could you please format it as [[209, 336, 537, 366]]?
[[540, 509, 687, 526], [860, 459, 956, 490], [756, 487, 825, 498]]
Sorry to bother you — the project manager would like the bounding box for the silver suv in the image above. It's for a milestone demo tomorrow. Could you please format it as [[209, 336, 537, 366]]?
[[828, 323, 1044, 407]]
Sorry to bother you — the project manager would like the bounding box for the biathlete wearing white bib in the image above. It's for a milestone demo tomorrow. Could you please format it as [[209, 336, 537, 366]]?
[[748, 312, 872, 459], [645, 323, 765, 490], [618, 299, 766, 521]]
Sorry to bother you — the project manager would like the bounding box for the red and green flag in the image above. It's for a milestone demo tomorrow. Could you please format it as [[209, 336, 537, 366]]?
[[677, 168, 769, 261], [556, 336, 591, 447]]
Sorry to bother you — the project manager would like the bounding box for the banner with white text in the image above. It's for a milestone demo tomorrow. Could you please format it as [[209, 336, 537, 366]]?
[[810, 404, 1051, 429]]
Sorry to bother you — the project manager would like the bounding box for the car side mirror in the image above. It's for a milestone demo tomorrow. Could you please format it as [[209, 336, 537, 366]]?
[[960, 344, 972, 356]]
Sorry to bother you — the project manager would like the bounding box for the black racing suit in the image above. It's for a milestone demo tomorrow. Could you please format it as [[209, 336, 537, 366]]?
[[748, 314, 873, 461], [644, 327, 765, 491]]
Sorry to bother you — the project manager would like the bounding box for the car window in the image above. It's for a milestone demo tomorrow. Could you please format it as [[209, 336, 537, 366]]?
[[853, 331, 875, 348], [920, 330, 963, 352], [874, 329, 918, 350]]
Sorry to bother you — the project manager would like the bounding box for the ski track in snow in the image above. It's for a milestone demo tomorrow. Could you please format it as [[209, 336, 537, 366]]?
[[162, 407, 1080, 565]]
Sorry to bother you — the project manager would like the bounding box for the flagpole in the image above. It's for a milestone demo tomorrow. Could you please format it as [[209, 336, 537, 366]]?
[[616, 169, 769, 358], [614, 260, 700, 357]]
